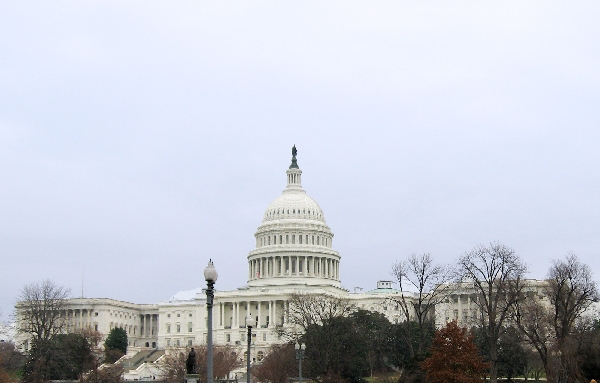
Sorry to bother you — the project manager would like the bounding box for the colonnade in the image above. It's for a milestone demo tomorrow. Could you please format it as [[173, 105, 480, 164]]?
[[62, 309, 96, 331], [442, 293, 480, 326], [248, 255, 339, 280], [218, 299, 288, 329], [140, 313, 158, 337], [257, 233, 331, 248]]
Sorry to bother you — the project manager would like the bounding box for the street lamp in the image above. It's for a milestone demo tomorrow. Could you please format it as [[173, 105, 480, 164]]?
[[204, 260, 218, 383], [295, 342, 306, 383], [246, 315, 256, 383]]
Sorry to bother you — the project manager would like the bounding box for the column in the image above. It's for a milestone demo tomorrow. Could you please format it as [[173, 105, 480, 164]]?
[[150, 315, 153, 336], [258, 302, 262, 327], [219, 303, 223, 327], [333, 261, 338, 279], [234, 302, 238, 328]]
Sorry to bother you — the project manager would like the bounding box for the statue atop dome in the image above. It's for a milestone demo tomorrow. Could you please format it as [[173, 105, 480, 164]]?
[[289, 145, 299, 169]]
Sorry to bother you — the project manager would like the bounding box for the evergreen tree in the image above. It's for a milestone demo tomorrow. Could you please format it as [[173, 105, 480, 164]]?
[[104, 327, 127, 363]]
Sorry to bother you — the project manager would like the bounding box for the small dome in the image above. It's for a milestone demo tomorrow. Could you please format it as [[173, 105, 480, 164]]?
[[262, 192, 326, 223]]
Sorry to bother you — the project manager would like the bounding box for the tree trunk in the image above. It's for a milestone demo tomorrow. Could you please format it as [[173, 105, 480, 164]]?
[[489, 343, 498, 383]]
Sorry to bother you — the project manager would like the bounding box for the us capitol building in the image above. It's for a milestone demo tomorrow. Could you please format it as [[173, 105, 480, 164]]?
[[19, 147, 508, 379]]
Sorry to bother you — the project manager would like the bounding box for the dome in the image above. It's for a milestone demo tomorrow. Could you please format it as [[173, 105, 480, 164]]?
[[262, 192, 326, 223], [247, 146, 342, 291]]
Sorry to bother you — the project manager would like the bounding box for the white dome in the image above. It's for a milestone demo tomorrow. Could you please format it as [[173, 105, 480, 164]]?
[[262, 191, 326, 223], [247, 146, 342, 290]]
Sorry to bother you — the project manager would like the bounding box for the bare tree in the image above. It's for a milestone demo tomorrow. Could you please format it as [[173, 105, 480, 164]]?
[[15, 280, 71, 345], [458, 242, 527, 383], [0, 341, 24, 374], [392, 253, 453, 357], [516, 254, 598, 383], [157, 344, 242, 382], [213, 344, 243, 380], [253, 344, 296, 383], [156, 349, 187, 383], [0, 354, 13, 383], [285, 292, 356, 339], [513, 287, 552, 378], [82, 364, 124, 383]]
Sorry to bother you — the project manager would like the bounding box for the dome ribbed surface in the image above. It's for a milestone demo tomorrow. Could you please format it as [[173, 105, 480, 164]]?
[[262, 191, 326, 223]]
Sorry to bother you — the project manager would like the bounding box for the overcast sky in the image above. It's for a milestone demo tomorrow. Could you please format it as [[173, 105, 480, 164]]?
[[1, 2, 599, 320]]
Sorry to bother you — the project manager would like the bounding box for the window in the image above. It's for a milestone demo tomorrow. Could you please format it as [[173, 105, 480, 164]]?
[[166, 339, 171, 346], [167, 325, 171, 333], [188, 323, 193, 332], [177, 313, 181, 317], [176, 339, 180, 347], [188, 339, 193, 346], [94, 312, 98, 316], [168, 314, 171, 318], [262, 333, 267, 341], [189, 313, 192, 317], [226, 334, 231, 342], [177, 324, 181, 333]]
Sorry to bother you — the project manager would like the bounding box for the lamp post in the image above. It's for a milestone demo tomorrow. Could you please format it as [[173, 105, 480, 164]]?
[[295, 342, 306, 383], [204, 260, 218, 383], [246, 315, 256, 383]]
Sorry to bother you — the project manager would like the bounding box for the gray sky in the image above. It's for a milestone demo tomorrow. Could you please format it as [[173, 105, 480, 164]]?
[[1, 2, 600, 319]]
